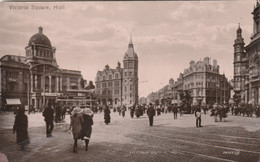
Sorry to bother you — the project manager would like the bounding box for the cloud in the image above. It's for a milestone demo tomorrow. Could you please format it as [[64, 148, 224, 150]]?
[[0, 1, 256, 97]]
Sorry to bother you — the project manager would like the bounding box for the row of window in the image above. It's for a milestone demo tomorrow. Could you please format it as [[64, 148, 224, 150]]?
[[184, 74, 219, 82], [7, 71, 19, 78], [26, 50, 53, 59], [97, 71, 138, 81], [124, 62, 135, 69], [185, 81, 222, 89], [97, 73, 120, 81], [97, 81, 120, 88], [96, 89, 120, 95]]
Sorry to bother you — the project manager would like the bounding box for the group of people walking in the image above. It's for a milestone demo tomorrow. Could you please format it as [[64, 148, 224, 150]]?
[[12, 103, 94, 153], [69, 107, 94, 153]]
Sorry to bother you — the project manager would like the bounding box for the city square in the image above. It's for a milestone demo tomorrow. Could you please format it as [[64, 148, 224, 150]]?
[[0, 111, 260, 161], [0, 0, 260, 161]]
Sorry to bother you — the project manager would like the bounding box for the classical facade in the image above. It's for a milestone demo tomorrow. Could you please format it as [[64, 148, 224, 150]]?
[[233, 2, 260, 106], [0, 27, 84, 110], [148, 57, 231, 105], [95, 38, 139, 107]]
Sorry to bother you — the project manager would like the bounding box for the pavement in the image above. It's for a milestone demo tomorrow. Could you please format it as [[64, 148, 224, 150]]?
[[0, 111, 260, 162]]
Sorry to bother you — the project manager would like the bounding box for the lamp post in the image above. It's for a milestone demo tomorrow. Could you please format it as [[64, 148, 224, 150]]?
[[216, 83, 219, 104]]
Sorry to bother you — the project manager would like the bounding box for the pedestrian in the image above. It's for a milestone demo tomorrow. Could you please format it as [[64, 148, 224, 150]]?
[[135, 105, 140, 118], [156, 105, 161, 116], [147, 103, 155, 126], [173, 104, 178, 120], [13, 107, 29, 150], [195, 107, 202, 127], [69, 107, 83, 153], [81, 108, 94, 151], [121, 105, 126, 118], [179, 104, 183, 117], [130, 104, 135, 118], [104, 106, 111, 125], [55, 103, 61, 122], [42, 103, 54, 137], [61, 105, 67, 119]]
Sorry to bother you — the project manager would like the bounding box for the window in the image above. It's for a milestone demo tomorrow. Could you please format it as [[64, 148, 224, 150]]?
[[108, 82, 113, 87], [128, 62, 133, 68], [124, 62, 128, 68], [114, 89, 119, 95], [114, 81, 119, 87], [129, 72, 133, 76], [115, 73, 119, 79], [96, 83, 100, 88], [109, 75, 112, 80], [125, 86, 127, 92], [130, 85, 132, 91], [125, 72, 127, 76], [102, 83, 107, 88], [103, 76, 105, 80], [9, 82, 16, 92]]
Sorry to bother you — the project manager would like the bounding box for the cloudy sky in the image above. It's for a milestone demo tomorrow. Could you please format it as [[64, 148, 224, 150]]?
[[0, 1, 255, 97]]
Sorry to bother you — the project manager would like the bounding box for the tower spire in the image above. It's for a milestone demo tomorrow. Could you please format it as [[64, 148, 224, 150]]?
[[128, 34, 133, 48], [130, 33, 133, 44]]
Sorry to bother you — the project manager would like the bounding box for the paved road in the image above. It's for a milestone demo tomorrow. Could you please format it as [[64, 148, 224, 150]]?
[[0, 111, 259, 162]]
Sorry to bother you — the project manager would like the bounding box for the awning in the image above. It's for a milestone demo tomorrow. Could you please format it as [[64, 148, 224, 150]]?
[[6, 99, 21, 105]]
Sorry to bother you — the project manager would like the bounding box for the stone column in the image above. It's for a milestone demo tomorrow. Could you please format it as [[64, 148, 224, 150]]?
[[258, 87, 260, 105], [35, 75, 37, 91], [56, 77, 59, 92], [78, 78, 81, 89], [31, 74, 33, 93], [60, 77, 62, 92], [67, 78, 70, 89], [49, 76, 52, 93]]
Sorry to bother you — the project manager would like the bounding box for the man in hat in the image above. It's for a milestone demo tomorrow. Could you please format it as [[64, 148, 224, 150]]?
[[147, 103, 155, 126], [43, 103, 54, 137]]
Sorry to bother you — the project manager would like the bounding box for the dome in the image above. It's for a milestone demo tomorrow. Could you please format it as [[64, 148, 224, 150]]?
[[28, 27, 52, 47]]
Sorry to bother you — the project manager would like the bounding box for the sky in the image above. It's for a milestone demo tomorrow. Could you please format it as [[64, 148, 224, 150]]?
[[0, 0, 256, 98]]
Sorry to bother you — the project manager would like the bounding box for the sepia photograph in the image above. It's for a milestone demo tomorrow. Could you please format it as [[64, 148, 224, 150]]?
[[0, 0, 259, 161]]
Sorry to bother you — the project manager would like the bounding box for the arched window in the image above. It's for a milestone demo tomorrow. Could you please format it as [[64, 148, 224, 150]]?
[[115, 73, 119, 79]]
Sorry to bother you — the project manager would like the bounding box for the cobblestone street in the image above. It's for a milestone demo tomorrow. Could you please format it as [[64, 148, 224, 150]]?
[[0, 111, 260, 161]]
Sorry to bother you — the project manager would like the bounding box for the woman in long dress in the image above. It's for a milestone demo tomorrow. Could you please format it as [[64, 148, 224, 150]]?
[[104, 106, 111, 125], [69, 107, 83, 153], [81, 108, 94, 151]]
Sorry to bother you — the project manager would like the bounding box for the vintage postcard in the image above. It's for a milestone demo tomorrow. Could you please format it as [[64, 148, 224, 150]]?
[[0, 0, 259, 161]]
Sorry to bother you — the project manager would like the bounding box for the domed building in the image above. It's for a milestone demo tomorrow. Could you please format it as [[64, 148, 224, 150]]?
[[0, 27, 86, 111]]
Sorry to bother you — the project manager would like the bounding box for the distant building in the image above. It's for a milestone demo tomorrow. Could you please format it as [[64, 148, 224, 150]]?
[[95, 38, 139, 107], [148, 57, 231, 105], [0, 27, 85, 110], [182, 57, 230, 105], [233, 1, 260, 106]]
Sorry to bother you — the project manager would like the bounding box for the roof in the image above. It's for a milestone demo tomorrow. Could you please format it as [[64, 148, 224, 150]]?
[[123, 39, 138, 60], [28, 27, 52, 47]]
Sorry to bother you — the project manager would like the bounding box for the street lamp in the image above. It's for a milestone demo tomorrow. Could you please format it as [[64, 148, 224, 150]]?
[[216, 83, 219, 104]]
